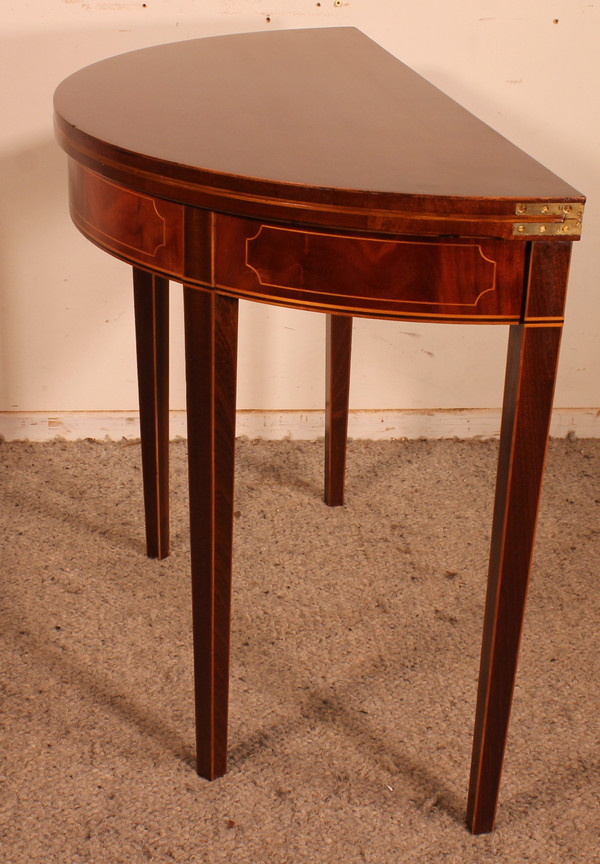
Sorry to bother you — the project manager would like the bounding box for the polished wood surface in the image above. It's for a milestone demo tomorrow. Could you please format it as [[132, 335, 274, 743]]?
[[133, 270, 170, 559], [468, 321, 564, 833], [184, 288, 238, 779], [467, 241, 570, 832], [214, 215, 527, 321], [54, 28, 583, 238], [54, 27, 584, 834], [68, 161, 531, 321], [55, 28, 580, 199], [325, 315, 353, 507]]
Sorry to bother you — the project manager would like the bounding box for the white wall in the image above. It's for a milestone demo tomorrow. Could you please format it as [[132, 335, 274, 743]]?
[[1, 1, 598, 440]]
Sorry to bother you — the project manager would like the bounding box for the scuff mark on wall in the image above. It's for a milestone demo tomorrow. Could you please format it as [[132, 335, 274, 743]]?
[[220, 0, 344, 17], [63, 1, 148, 8]]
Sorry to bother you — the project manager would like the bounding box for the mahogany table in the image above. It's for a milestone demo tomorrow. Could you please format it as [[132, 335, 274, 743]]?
[[54, 27, 585, 833]]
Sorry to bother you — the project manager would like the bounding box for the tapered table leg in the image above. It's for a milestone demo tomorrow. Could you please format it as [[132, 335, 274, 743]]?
[[325, 314, 353, 506], [184, 286, 239, 780], [466, 321, 563, 834], [133, 268, 170, 559]]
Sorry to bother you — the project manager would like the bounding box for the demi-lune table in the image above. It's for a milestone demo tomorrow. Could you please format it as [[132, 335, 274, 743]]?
[[54, 27, 585, 833]]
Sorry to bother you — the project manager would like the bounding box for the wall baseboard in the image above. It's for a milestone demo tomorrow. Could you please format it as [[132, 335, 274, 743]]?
[[1, 408, 599, 441]]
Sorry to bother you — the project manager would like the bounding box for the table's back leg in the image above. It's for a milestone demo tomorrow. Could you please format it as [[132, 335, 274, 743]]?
[[325, 314, 353, 506], [133, 268, 170, 559], [184, 286, 238, 780], [466, 320, 563, 833]]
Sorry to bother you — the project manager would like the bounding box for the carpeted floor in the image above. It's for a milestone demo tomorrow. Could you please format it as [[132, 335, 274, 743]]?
[[1, 437, 599, 863]]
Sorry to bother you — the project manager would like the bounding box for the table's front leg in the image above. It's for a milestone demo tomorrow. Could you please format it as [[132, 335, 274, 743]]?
[[133, 268, 170, 559], [325, 314, 353, 506], [467, 319, 563, 833], [184, 286, 239, 780]]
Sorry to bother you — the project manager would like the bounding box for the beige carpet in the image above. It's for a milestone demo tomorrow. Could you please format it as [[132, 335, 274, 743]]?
[[1, 437, 598, 863]]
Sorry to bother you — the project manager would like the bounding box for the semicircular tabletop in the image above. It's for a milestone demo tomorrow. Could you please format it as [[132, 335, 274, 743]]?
[[54, 27, 582, 210]]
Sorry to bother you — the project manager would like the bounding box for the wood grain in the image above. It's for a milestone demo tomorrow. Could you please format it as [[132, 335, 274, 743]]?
[[466, 321, 563, 833], [524, 241, 572, 321], [215, 216, 526, 322], [54, 29, 584, 238], [133, 268, 170, 559], [69, 163, 185, 275], [184, 287, 238, 779], [54, 28, 583, 833], [325, 315, 353, 507]]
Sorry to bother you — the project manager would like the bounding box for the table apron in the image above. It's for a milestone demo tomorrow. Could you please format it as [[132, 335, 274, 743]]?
[[68, 162, 551, 324], [213, 214, 525, 322]]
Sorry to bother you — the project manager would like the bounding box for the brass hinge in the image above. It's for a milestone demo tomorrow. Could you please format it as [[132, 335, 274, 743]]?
[[513, 202, 584, 236]]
